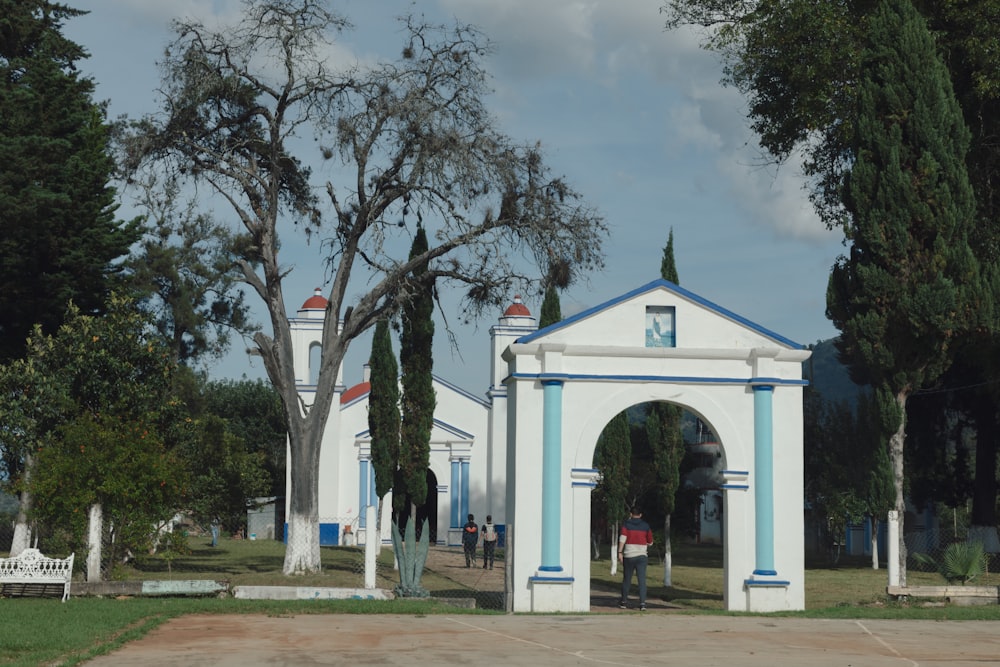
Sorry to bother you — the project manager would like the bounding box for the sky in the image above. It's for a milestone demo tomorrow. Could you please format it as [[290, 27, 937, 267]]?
[[64, 0, 844, 394]]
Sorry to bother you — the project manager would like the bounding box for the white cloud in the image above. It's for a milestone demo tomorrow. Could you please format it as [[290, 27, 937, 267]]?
[[61, 0, 845, 389]]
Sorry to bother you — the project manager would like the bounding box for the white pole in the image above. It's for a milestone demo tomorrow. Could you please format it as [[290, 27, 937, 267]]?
[[887, 510, 900, 588], [87, 503, 103, 582], [364, 505, 377, 589]]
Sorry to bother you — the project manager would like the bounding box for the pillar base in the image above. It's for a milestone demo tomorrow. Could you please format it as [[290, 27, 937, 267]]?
[[744, 575, 792, 612], [529, 575, 574, 612]]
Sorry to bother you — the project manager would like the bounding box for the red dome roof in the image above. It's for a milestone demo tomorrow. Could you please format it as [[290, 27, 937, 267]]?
[[503, 295, 531, 317], [301, 287, 328, 310]]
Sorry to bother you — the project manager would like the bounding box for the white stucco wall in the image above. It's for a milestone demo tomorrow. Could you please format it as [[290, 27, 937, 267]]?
[[504, 280, 809, 613]]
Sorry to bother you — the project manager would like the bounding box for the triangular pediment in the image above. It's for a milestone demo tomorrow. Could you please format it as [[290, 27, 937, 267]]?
[[518, 279, 803, 350]]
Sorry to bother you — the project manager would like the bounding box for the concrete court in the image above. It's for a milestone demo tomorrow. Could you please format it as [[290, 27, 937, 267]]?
[[84, 613, 1000, 666]]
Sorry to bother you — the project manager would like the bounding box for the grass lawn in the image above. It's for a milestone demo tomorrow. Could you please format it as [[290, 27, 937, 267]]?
[[4, 538, 1000, 666]]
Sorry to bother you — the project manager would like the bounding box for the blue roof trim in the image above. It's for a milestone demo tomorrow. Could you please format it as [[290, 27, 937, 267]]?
[[432, 418, 476, 440], [353, 417, 475, 441], [516, 278, 804, 349], [509, 372, 808, 388], [433, 374, 490, 408]]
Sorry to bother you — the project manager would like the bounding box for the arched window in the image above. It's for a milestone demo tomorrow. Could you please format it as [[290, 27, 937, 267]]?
[[309, 342, 322, 385]]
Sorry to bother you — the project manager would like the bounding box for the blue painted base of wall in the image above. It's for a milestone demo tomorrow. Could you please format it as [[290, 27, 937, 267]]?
[[282, 523, 341, 546]]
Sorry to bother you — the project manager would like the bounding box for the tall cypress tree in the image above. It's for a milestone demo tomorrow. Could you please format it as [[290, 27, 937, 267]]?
[[539, 283, 562, 328], [827, 0, 983, 586], [398, 227, 435, 520], [0, 1, 139, 361], [647, 228, 685, 585], [595, 410, 632, 546], [368, 317, 399, 538]]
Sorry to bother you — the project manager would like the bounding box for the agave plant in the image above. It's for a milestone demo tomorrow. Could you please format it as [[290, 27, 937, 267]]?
[[391, 517, 430, 598]]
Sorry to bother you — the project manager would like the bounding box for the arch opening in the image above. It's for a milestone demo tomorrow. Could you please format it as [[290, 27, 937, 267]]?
[[588, 399, 727, 609]]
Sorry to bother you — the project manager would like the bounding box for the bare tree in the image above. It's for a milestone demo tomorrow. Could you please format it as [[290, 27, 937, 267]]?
[[123, 0, 606, 574]]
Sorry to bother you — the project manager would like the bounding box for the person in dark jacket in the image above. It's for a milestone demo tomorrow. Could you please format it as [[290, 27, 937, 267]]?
[[462, 514, 479, 567], [618, 507, 654, 610]]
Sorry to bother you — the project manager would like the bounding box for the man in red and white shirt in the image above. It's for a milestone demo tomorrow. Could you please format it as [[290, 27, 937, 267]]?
[[618, 507, 654, 610]]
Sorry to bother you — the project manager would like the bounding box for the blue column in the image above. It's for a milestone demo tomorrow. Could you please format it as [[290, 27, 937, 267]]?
[[450, 460, 460, 528], [461, 460, 471, 521], [753, 384, 776, 575], [369, 465, 377, 509], [540, 379, 563, 572], [358, 459, 369, 528]]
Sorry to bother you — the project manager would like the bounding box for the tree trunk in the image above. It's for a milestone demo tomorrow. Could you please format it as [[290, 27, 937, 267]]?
[[9, 453, 34, 556], [376, 496, 386, 552], [663, 514, 673, 587], [890, 391, 909, 586], [87, 503, 103, 582], [282, 421, 323, 575], [9, 493, 31, 557], [869, 516, 879, 570], [610, 520, 618, 576]]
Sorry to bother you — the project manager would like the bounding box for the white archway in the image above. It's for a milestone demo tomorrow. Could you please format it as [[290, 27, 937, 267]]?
[[503, 280, 810, 613]]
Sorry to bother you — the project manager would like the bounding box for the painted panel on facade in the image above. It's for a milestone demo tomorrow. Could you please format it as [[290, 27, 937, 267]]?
[[645, 305, 676, 347]]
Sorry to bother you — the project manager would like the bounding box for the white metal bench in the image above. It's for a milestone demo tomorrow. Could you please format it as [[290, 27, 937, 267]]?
[[0, 548, 75, 602]]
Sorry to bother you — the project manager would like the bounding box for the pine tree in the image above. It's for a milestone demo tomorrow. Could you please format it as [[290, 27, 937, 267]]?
[[398, 226, 435, 520], [0, 1, 139, 362], [539, 283, 562, 328], [827, 0, 983, 586], [368, 317, 399, 540]]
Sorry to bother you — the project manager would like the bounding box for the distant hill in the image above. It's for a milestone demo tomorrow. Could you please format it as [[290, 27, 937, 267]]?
[[805, 337, 867, 407]]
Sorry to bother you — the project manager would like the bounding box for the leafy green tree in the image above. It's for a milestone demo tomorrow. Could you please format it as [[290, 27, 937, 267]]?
[[646, 228, 685, 584], [0, 1, 140, 362], [200, 379, 287, 498], [803, 396, 868, 564], [827, 0, 983, 585], [866, 436, 895, 569], [665, 0, 1000, 552], [181, 414, 271, 536], [31, 411, 183, 574], [368, 317, 400, 541], [0, 340, 72, 554], [1, 295, 188, 576], [124, 0, 606, 575], [127, 179, 253, 367]]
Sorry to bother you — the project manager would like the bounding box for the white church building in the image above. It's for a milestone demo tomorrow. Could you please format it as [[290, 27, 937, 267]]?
[[287, 288, 535, 549], [287, 279, 811, 613]]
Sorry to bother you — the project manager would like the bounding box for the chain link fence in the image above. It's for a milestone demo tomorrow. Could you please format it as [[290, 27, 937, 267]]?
[[904, 504, 1000, 584]]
